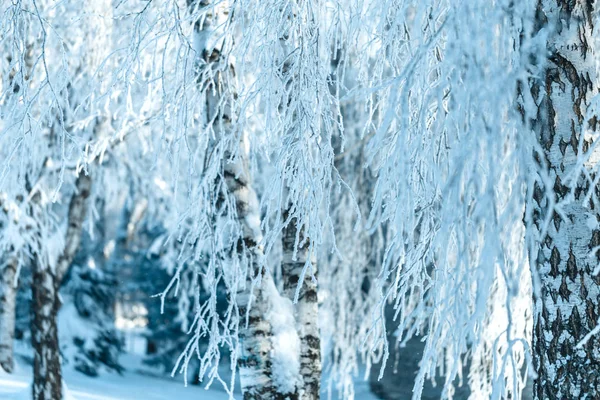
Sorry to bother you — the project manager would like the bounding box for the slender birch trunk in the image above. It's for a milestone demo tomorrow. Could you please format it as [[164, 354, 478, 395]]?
[[0, 18, 34, 375], [532, 2, 600, 398], [276, 2, 322, 397], [55, 174, 93, 282], [189, 1, 282, 397], [281, 210, 321, 399], [225, 156, 279, 399], [279, 43, 322, 400], [0, 256, 18, 373], [31, 173, 92, 400]]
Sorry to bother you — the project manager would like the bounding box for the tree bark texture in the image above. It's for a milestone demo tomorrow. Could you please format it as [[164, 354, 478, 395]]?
[[31, 173, 91, 400], [0, 256, 18, 373], [226, 162, 279, 399], [282, 210, 321, 400], [189, 1, 281, 397], [56, 174, 93, 283], [31, 258, 62, 400], [277, 2, 321, 396], [532, 1, 600, 399], [0, 24, 34, 376]]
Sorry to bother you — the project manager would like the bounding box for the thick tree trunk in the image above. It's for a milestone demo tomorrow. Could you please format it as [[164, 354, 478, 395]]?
[[0, 257, 18, 373], [31, 173, 91, 400], [532, 2, 600, 399], [282, 211, 321, 399], [31, 260, 62, 400]]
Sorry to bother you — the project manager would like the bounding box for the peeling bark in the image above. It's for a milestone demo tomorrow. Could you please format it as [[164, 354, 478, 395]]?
[[0, 256, 18, 373], [31, 173, 92, 400], [532, 2, 600, 399]]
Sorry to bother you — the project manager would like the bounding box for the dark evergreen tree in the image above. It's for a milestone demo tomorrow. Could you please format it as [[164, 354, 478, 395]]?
[[59, 197, 123, 377], [133, 223, 230, 384], [62, 263, 123, 377]]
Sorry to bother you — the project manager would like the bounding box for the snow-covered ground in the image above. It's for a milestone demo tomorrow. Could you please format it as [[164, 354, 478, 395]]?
[[0, 355, 229, 400], [0, 354, 379, 400]]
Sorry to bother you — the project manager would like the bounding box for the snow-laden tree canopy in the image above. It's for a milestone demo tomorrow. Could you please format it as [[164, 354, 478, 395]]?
[[6, 0, 600, 399]]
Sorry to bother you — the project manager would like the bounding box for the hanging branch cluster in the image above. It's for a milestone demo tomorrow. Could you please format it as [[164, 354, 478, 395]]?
[[7, 0, 599, 399]]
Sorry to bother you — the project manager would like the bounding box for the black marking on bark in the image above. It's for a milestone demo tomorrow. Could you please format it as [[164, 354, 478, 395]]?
[[549, 247, 561, 278], [586, 299, 597, 329], [549, 288, 558, 303], [580, 274, 588, 298], [552, 309, 562, 342], [539, 96, 557, 151], [553, 211, 562, 231], [542, 303, 550, 323], [304, 334, 320, 349], [571, 120, 580, 155], [303, 288, 318, 303], [559, 276, 571, 301], [588, 115, 598, 131], [533, 181, 545, 207], [554, 175, 570, 200], [287, 274, 300, 287], [589, 230, 600, 256], [560, 337, 572, 358], [559, 138, 569, 155], [566, 247, 578, 280], [544, 234, 553, 249], [223, 168, 249, 188], [569, 306, 581, 340]]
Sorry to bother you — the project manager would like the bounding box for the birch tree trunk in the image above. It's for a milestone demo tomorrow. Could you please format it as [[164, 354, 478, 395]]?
[[281, 211, 321, 399], [31, 173, 92, 400], [31, 257, 63, 400], [0, 18, 34, 375], [226, 159, 279, 399], [277, 2, 321, 396], [189, 1, 282, 397], [0, 256, 18, 373], [532, 2, 600, 398]]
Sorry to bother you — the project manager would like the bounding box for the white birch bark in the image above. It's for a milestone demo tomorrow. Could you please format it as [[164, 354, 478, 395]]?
[[532, 1, 600, 398], [189, 1, 281, 397], [31, 173, 92, 400], [0, 256, 18, 373], [0, 14, 34, 375], [277, 2, 322, 396], [225, 154, 280, 399], [31, 257, 63, 400], [281, 211, 320, 399]]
